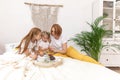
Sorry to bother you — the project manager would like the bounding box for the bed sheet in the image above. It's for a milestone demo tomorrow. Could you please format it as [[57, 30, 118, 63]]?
[[0, 51, 120, 80]]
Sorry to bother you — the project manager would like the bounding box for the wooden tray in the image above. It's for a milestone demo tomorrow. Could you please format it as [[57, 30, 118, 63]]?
[[34, 57, 63, 68]]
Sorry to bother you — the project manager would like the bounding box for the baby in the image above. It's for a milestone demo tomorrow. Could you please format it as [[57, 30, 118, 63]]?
[[37, 31, 51, 61], [39, 31, 50, 53]]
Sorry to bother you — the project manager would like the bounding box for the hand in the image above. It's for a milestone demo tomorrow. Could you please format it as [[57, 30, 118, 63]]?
[[49, 46, 54, 52], [39, 51, 44, 56], [53, 49, 58, 53], [29, 54, 37, 60]]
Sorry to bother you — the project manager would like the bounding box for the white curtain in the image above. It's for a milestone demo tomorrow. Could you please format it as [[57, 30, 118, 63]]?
[[29, 4, 60, 32]]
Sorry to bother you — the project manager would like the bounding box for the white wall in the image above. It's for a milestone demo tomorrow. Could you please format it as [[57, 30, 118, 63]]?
[[0, 0, 33, 44], [0, 0, 95, 50]]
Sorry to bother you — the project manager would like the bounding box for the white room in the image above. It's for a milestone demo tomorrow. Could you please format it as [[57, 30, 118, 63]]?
[[0, 0, 120, 79]]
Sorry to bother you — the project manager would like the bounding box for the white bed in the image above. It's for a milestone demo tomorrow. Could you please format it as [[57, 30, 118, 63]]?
[[0, 43, 120, 80]]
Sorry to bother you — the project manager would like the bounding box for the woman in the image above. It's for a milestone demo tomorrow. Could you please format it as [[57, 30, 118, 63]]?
[[49, 24, 98, 64], [49, 24, 68, 57]]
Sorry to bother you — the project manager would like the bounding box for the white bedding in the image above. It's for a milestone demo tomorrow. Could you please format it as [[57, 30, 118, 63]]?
[[5, 42, 19, 52], [0, 50, 120, 80]]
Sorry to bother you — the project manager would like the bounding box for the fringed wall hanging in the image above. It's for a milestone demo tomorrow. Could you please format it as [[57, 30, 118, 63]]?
[[25, 2, 63, 31]]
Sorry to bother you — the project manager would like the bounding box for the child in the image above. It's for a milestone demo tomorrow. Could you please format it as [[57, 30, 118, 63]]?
[[38, 31, 50, 55], [16, 27, 41, 60], [37, 31, 51, 62]]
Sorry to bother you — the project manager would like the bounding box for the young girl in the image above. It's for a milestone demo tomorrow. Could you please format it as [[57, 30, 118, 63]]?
[[38, 31, 50, 56], [16, 27, 41, 60]]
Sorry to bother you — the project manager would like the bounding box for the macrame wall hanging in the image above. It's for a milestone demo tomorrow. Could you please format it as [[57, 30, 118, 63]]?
[[25, 2, 63, 31]]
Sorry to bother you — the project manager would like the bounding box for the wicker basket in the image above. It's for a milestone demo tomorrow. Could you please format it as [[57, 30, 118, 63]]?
[[34, 57, 63, 68]]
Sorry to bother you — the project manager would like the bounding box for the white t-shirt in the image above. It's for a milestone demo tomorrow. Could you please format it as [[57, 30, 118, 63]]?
[[20, 40, 38, 53], [38, 39, 49, 49], [50, 34, 68, 50]]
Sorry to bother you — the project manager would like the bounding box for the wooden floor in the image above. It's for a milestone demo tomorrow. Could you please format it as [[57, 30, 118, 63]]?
[[107, 67, 120, 74]]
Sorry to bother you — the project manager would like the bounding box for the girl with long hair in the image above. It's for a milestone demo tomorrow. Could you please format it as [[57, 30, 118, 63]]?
[[16, 27, 41, 59]]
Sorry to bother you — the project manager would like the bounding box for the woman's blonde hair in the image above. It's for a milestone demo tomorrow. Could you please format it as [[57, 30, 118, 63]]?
[[16, 27, 41, 53]]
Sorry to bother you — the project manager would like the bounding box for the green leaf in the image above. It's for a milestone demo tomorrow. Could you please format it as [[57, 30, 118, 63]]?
[[70, 15, 108, 61]]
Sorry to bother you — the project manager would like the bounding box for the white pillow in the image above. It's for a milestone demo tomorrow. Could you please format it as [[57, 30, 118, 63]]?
[[5, 42, 19, 52]]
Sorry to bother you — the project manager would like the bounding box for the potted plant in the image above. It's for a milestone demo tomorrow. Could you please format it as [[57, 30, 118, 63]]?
[[71, 14, 108, 61]]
